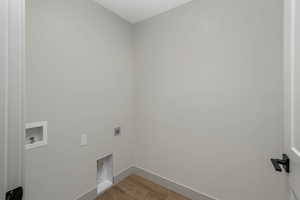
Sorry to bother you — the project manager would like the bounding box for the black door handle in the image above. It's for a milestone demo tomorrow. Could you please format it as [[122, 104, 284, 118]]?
[[270, 154, 290, 173], [6, 187, 23, 200]]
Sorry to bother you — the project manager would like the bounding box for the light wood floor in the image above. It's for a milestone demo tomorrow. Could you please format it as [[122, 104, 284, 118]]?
[[96, 175, 191, 200]]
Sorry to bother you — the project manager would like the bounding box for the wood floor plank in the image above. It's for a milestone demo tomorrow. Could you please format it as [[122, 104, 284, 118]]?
[[145, 191, 165, 200], [166, 192, 190, 200], [96, 175, 191, 200], [98, 187, 133, 200], [127, 175, 169, 196], [117, 178, 149, 199]]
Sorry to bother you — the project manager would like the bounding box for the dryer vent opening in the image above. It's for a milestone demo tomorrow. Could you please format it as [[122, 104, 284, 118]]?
[[97, 154, 113, 194]]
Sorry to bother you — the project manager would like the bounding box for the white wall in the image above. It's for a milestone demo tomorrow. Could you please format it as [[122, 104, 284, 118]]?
[[25, 0, 134, 199], [26, 0, 288, 200], [134, 1, 287, 200]]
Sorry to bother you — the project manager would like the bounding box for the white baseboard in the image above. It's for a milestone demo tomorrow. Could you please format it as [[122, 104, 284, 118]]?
[[77, 166, 218, 200], [290, 190, 298, 200], [133, 166, 217, 200], [113, 166, 136, 184], [76, 187, 98, 200]]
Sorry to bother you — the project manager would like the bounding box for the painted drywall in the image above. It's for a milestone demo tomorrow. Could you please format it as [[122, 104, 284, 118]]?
[[26, 0, 289, 200], [134, 0, 288, 200], [25, 0, 134, 200], [93, 0, 194, 23]]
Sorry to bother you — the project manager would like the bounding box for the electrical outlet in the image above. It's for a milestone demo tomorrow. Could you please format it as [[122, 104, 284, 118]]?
[[80, 134, 87, 146], [114, 127, 121, 136]]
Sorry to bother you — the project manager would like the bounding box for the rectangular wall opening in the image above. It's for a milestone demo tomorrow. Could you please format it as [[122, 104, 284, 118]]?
[[97, 154, 113, 194], [25, 121, 48, 150]]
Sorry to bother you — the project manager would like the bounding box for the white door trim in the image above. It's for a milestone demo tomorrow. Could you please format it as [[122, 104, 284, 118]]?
[[4, 0, 8, 196], [285, 0, 300, 199], [1, 0, 26, 197], [0, 0, 9, 199], [10, 0, 26, 190], [288, 0, 300, 158], [15, 0, 26, 188]]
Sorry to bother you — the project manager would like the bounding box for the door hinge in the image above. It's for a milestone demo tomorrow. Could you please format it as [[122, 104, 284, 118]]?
[[5, 187, 23, 200], [271, 154, 290, 173]]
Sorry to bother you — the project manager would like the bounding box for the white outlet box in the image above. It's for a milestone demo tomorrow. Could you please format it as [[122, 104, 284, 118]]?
[[25, 121, 48, 150]]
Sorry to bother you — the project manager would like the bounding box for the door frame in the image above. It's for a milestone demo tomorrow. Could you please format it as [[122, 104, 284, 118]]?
[[284, 0, 300, 199], [1, 0, 26, 199], [0, 0, 9, 199]]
